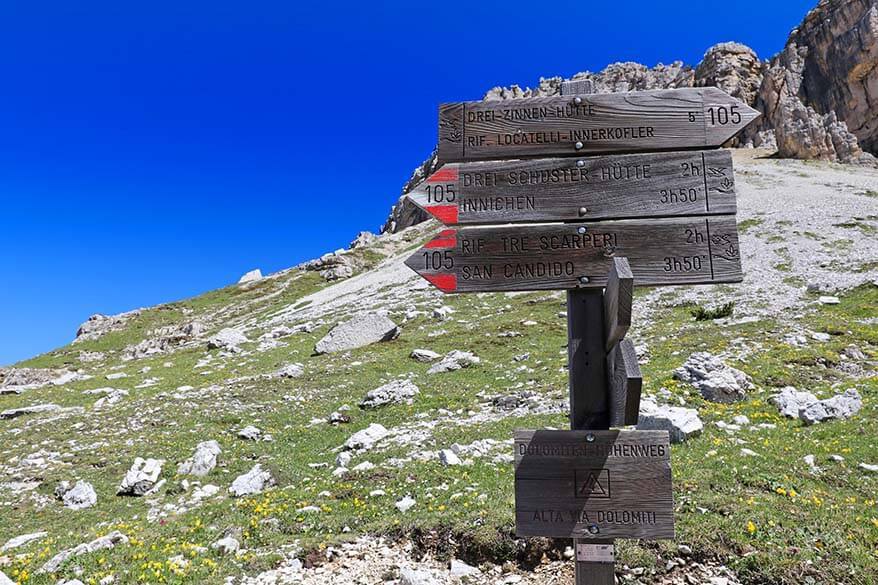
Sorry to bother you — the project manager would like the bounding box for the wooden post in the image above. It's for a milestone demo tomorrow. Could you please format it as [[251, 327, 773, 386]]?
[[561, 78, 615, 585]]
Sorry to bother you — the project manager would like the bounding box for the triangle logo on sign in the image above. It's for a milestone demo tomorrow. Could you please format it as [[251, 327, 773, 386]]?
[[579, 472, 607, 497]]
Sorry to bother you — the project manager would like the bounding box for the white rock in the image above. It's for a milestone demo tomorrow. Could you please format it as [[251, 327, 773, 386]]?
[[400, 568, 440, 585], [0, 403, 61, 419], [818, 295, 840, 305], [369, 490, 386, 497], [336, 451, 353, 468], [344, 423, 389, 451], [674, 352, 752, 403], [238, 269, 263, 284], [57, 480, 98, 510], [360, 379, 420, 409], [229, 464, 274, 497], [211, 536, 240, 555], [732, 415, 750, 426], [117, 458, 164, 496], [0, 571, 15, 585], [800, 389, 862, 425], [314, 313, 399, 354], [178, 440, 222, 477], [238, 425, 262, 440], [830, 454, 845, 462], [804, 454, 820, 471], [811, 332, 831, 342], [106, 372, 128, 380], [332, 467, 349, 478], [40, 531, 128, 573], [207, 328, 249, 350], [740, 448, 758, 457], [433, 306, 455, 320], [276, 363, 304, 378], [395, 495, 416, 513], [770, 387, 818, 418], [410, 349, 442, 362], [428, 350, 480, 374], [859, 463, 878, 473], [439, 449, 462, 466], [637, 399, 703, 443], [450, 559, 480, 578], [2, 531, 48, 552], [352, 461, 375, 472]]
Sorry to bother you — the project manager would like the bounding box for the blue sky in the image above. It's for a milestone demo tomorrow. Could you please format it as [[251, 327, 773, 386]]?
[[0, 0, 815, 365]]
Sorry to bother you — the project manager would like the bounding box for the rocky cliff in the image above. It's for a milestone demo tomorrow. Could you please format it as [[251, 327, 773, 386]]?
[[381, 0, 878, 235]]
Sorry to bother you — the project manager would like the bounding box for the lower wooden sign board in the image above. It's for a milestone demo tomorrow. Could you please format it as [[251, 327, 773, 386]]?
[[514, 429, 674, 540], [406, 216, 742, 293]]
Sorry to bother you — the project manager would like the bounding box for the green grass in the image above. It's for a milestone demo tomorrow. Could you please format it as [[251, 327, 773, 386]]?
[[689, 302, 735, 321], [1, 265, 876, 584]]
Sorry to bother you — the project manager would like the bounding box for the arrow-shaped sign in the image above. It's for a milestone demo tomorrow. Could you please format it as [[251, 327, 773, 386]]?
[[405, 216, 742, 293], [437, 87, 760, 164], [407, 149, 736, 225]]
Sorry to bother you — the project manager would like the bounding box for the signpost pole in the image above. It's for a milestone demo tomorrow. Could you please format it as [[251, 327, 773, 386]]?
[[561, 79, 615, 585]]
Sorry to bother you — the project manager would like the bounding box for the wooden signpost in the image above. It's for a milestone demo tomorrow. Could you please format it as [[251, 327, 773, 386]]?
[[407, 149, 737, 225], [404, 216, 742, 293], [403, 79, 757, 584], [437, 87, 759, 163]]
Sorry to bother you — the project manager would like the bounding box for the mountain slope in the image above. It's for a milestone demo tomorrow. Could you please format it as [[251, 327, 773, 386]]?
[[1, 152, 877, 585]]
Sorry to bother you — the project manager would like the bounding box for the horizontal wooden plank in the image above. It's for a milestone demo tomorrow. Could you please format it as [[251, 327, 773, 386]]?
[[407, 150, 736, 225], [514, 429, 674, 540], [438, 87, 760, 163], [607, 340, 643, 427], [405, 216, 742, 293]]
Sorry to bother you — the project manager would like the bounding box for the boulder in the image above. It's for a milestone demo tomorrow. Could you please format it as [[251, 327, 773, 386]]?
[[74, 310, 141, 343], [637, 398, 703, 443], [695, 42, 763, 106], [276, 363, 305, 378], [207, 328, 248, 351], [395, 495, 417, 513], [359, 380, 420, 409], [770, 387, 818, 417], [238, 425, 262, 440], [314, 313, 400, 354], [211, 536, 240, 555], [229, 464, 274, 497], [674, 352, 752, 403], [40, 531, 128, 573], [428, 350, 480, 374], [55, 480, 98, 510], [349, 231, 377, 249], [344, 423, 389, 451], [410, 349, 441, 362], [800, 389, 863, 425], [238, 269, 263, 284], [117, 458, 164, 496], [439, 449, 462, 466], [177, 440, 222, 477], [0, 403, 61, 419]]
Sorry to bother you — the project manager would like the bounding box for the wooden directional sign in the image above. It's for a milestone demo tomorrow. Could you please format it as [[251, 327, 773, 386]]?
[[405, 216, 742, 293], [408, 149, 736, 225], [438, 87, 760, 163], [514, 429, 674, 539], [607, 340, 642, 427]]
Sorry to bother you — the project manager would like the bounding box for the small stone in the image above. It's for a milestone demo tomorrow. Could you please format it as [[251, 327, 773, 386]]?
[[211, 536, 240, 556], [740, 448, 758, 457], [359, 379, 420, 409], [238, 425, 262, 440], [450, 559, 480, 578], [732, 415, 750, 426], [410, 349, 442, 362], [332, 467, 349, 477], [369, 490, 386, 497], [344, 423, 388, 451], [811, 332, 831, 342], [433, 306, 455, 320], [513, 353, 530, 362], [352, 461, 375, 472], [229, 464, 274, 497], [677, 544, 692, 556], [0, 403, 61, 420], [336, 451, 353, 468], [428, 350, 480, 374], [400, 568, 439, 585], [2, 531, 48, 552], [818, 295, 840, 305], [859, 463, 878, 473], [178, 440, 221, 477], [829, 454, 845, 462], [40, 531, 128, 573], [674, 352, 752, 403], [439, 449, 462, 466], [314, 313, 399, 354], [56, 480, 98, 510], [395, 495, 416, 513], [117, 458, 164, 496], [276, 363, 304, 378]]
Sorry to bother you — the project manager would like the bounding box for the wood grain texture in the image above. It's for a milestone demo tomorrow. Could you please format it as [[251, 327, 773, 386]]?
[[567, 290, 608, 430], [607, 340, 643, 427], [406, 150, 736, 225], [437, 87, 760, 163], [514, 429, 674, 539], [603, 257, 633, 351], [405, 216, 742, 293]]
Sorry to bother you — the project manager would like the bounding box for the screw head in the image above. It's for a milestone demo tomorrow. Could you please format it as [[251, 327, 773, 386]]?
[[585, 433, 595, 442], [578, 207, 588, 216], [576, 159, 585, 167], [579, 276, 590, 284], [588, 524, 600, 534], [573, 96, 583, 105], [577, 226, 587, 234], [574, 141, 584, 150]]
